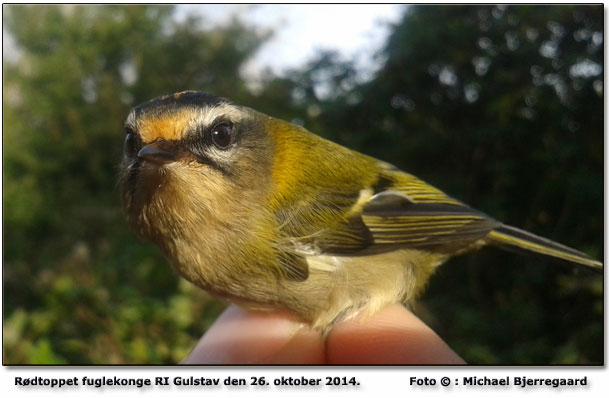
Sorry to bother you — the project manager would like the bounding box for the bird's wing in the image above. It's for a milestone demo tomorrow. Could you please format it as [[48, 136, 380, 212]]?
[[275, 163, 600, 280], [275, 166, 498, 279], [360, 188, 498, 255]]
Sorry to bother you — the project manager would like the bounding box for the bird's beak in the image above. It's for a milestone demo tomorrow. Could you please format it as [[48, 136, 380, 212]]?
[[138, 141, 178, 164]]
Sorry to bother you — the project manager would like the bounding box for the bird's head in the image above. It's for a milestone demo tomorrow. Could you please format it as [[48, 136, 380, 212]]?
[[119, 91, 275, 242]]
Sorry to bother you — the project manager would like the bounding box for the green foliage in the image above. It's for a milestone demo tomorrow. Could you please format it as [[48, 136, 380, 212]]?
[[3, 4, 602, 364]]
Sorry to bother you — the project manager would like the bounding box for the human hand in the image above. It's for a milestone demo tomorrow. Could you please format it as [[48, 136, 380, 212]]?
[[183, 304, 465, 364]]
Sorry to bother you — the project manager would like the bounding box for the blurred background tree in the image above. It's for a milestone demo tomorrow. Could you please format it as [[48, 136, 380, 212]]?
[[3, 4, 603, 364]]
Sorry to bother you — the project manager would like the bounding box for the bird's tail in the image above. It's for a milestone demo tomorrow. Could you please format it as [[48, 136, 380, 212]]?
[[488, 224, 602, 269]]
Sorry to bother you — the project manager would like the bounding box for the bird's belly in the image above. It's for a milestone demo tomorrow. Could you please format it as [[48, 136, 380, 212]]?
[[280, 249, 447, 330]]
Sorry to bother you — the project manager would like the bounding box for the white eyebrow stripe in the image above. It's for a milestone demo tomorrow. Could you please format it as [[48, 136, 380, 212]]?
[[191, 103, 247, 129]]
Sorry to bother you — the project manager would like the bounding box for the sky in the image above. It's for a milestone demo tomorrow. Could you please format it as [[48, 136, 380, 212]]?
[[3, 5, 405, 85], [175, 4, 405, 80]]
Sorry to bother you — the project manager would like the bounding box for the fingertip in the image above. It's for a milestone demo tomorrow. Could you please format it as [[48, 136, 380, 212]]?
[[326, 304, 465, 365], [183, 306, 325, 364]]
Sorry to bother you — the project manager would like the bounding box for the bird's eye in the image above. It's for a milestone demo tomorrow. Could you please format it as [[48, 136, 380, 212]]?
[[210, 123, 233, 149]]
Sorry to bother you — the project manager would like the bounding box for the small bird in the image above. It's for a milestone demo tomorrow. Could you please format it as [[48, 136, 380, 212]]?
[[119, 91, 602, 331]]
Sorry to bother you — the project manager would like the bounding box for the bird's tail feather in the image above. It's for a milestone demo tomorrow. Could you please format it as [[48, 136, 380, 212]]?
[[488, 224, 602, 269]]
